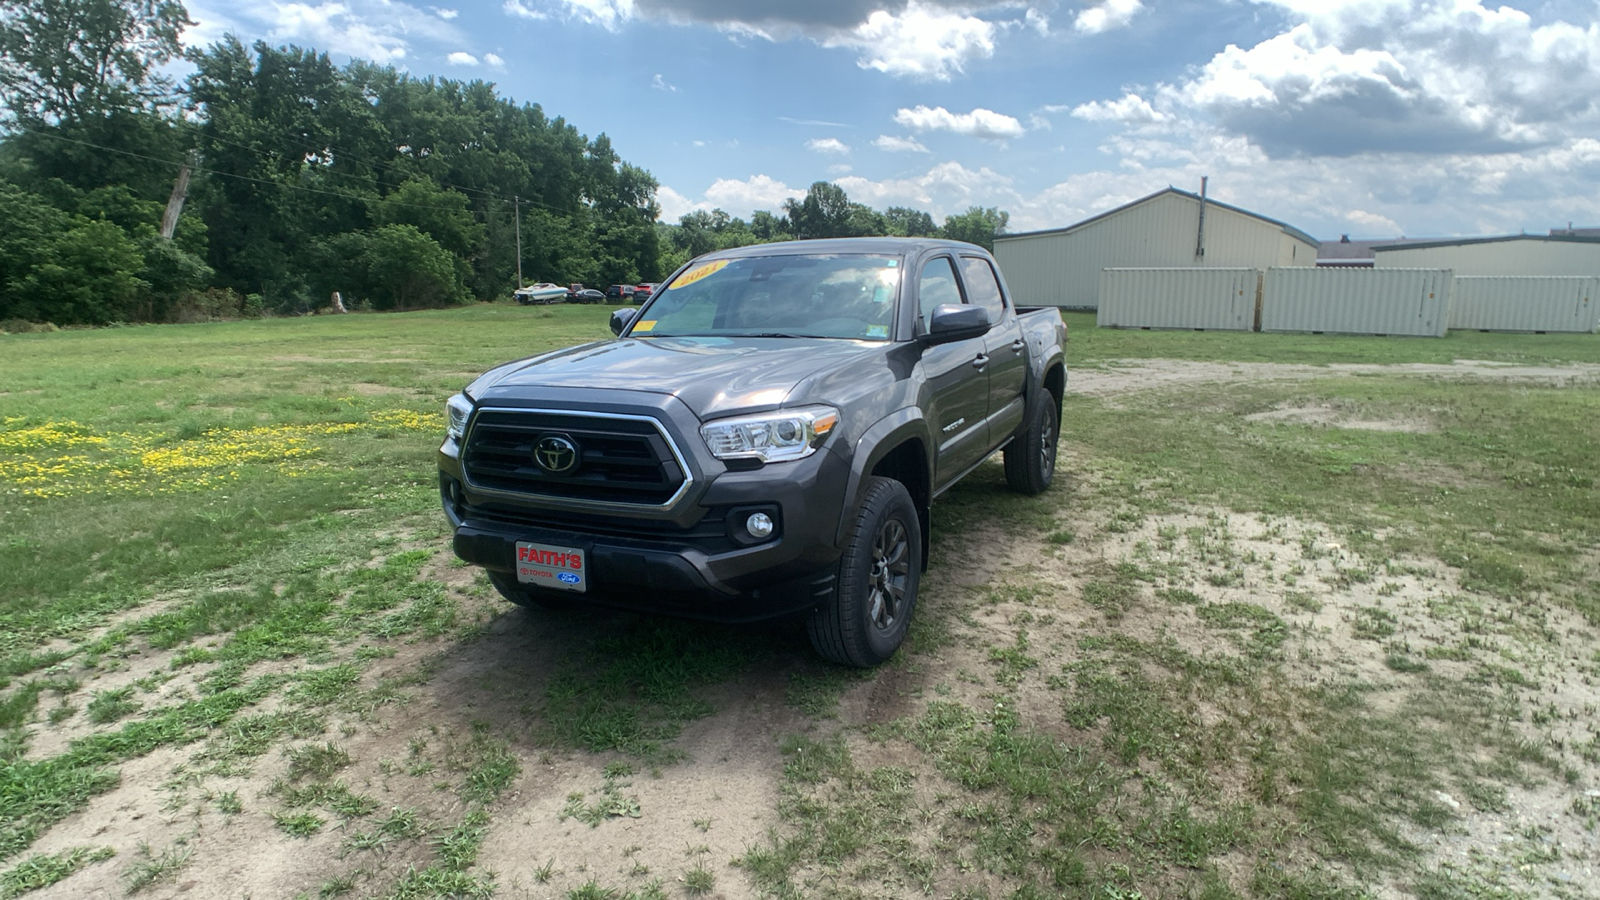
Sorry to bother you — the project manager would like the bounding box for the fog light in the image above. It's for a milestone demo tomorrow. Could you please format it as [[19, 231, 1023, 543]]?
[[745, 512, 775, 539]]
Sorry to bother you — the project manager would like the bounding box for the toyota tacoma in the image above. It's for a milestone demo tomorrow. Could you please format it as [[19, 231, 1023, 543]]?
[[439, 237, 1067, 666]]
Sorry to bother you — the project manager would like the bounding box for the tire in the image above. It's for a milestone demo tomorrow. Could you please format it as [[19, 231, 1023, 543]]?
[[1003, 394, 1058, 495], [488, 572, 572, 611], [807, 476, 922, 667]]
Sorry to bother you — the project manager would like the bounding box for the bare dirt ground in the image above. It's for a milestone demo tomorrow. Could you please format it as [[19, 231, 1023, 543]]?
[[21, 357, 1600, 899]]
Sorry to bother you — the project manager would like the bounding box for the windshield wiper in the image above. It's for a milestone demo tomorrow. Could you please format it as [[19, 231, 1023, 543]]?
[[741, 332, 822, 339]]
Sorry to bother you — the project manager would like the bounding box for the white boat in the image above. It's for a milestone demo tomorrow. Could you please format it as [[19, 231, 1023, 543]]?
[[514, 283, 568, 305]]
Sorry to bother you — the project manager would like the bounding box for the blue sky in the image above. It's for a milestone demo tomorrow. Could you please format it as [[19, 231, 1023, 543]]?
[[183, 0, 1600, 240]]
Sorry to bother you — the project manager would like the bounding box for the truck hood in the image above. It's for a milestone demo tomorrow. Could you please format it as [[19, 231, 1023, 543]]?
[[467, 336, 881, 420]]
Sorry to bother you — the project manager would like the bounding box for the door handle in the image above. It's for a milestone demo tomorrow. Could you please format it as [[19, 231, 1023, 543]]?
[[971, 354, 989, 371], [1010, 339, 1025, 353]]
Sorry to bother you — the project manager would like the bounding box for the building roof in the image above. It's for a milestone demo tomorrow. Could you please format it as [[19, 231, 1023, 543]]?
[[1371, 233, 1600, 253], [1317, 236, 1436, 262], [995, 186, 1320, 248]]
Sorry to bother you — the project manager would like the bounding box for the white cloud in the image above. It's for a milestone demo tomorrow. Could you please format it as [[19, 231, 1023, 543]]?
[[806, 137, 851, 154], [503, 0, 545, 20], [827, 163, 853, 174], [554, 0, 635, 30], [656, 185, 705, 221], [1074, 0, 1142, 35], [268, 3, 410, 63], [431, 6, 458, 19], [1071, 93, 1168, 124], [652, 73, 677, 91], [1024, 8, 1049, 37], [447, 50, 478, 65], [823, 2, 996, 81], [874, 134, 930, 153], [893, 105, 1025, 140], [703, 174, 800, 214], [1116, 0, 1600, 158], [484, 52, 505, 68]]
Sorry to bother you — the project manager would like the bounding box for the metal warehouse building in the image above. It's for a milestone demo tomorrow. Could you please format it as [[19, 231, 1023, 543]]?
[[993, 186, 1319, 309], [1373, 234, 1600, 275]]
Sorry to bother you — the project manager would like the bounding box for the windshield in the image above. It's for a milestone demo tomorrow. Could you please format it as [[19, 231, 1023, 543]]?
[[629, 254, 900, 341]]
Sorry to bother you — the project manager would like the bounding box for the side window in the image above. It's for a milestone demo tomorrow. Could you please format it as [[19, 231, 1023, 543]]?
[[918, 256, 963, 323], [960, 256, 1006, 321]]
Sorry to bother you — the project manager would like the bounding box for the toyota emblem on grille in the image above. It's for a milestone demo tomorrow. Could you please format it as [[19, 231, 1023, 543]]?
[[534, 434, 580, 475]]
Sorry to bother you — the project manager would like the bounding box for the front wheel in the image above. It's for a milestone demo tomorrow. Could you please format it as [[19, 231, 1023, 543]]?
[[807, 476, 922, 667], [1003, 395, 1058, 495]]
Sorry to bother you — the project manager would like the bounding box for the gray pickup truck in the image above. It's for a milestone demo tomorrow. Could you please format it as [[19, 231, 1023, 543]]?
[[439, 237, 1067, 666]]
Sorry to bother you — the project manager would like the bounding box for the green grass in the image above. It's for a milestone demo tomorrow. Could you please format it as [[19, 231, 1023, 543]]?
[[2, 304, 1596, 898]]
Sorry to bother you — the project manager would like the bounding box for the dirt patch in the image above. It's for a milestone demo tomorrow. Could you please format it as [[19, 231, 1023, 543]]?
[[1244, 403, 1434, 432]]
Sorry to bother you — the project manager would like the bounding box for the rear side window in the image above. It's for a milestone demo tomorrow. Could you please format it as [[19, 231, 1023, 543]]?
[[960, 256, 1006, 320], [918, 257, 963, 322]]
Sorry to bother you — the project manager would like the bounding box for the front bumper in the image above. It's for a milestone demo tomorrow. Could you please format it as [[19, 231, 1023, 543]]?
[[438, 392, 851, 623]]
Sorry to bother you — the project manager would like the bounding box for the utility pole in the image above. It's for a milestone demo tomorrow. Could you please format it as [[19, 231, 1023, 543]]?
[[160, 151, 198, 241], [513, 196, 524, 289]]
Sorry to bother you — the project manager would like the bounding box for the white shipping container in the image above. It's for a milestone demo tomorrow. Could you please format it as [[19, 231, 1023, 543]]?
[[1097, 268, 1261, 331], [1451, 276, 1600, 333], [1262, 268, 1453, 337]]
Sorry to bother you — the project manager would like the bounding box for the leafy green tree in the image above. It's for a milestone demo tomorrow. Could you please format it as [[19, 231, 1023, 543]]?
[[749, 210, 790, 242], [0, 0, 191, 124], [783, 181, 854, 239], [941, 206, 1010, 252], [325, 225, 463, 310], [884, 206, 938, 237]]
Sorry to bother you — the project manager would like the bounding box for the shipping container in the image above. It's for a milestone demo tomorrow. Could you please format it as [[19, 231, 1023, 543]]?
[[1097, 268, 1261, 331], [994, 188, 1317, 310], [1261, 268, 1453, 337], [1452, 276, 1600, 333]]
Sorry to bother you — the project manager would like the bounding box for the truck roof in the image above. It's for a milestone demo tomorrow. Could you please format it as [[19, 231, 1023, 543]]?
[[702, 237, 989, 259]]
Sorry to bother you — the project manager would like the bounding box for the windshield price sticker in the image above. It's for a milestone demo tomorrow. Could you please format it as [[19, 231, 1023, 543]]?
[[669, 258, 730, 289], [632, 319, 656, 332], [515, 541, 587, 592]]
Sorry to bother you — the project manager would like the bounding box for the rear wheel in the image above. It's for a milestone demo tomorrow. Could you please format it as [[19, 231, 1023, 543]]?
[[1004, 395, 1058, 495], [488, 572, 572, 611], [807, 476, 921, 667]]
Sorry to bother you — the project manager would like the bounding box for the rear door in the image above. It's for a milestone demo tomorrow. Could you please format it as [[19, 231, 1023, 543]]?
[[960, 254, 1027, 444], [916, 255, 991, 488]]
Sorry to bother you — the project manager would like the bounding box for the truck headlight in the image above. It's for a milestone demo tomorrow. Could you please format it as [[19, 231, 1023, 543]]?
[[700, 406, 839, 464], [445, 393, 473, 441]]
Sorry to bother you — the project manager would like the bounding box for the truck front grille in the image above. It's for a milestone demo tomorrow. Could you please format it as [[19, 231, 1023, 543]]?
[[461, 409, 688, 506]]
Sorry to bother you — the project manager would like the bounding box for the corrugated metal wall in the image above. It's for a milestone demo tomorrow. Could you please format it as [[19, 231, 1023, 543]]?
[[1452, 276, 1600, 332], [994, 192, 1316, 310], [1376, 240, 1600, 276], [1261, 268, 1453, 336], [1098, 268, 1261, 331]]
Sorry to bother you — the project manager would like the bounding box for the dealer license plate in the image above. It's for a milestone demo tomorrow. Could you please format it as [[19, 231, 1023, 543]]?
[[514, 541, 587, 593]]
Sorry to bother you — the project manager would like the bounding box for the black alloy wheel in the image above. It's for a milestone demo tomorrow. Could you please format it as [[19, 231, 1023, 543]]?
[[1004, 393, 1058, 495], [807, 476, 922, 667]]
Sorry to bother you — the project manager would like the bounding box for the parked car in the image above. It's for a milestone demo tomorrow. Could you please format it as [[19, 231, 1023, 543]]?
[[567, 288, 606, 304], [439, 238, 1067, 667], [632, 282, 655, 301], [606, 284, 636, 301]]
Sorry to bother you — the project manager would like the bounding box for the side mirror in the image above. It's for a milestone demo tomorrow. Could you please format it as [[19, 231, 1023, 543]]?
[[920, 304, 990, 345], [610, 307, 638, 336]]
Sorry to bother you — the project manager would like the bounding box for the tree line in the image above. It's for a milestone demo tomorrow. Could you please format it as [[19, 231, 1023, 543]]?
[[0, 0, 1009, 326]]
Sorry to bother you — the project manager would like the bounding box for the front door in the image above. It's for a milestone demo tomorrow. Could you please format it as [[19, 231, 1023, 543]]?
[[916, 255, 990, 489]]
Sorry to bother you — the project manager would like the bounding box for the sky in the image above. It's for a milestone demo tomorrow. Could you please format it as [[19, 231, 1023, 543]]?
[[181, 0, 1600, 240]]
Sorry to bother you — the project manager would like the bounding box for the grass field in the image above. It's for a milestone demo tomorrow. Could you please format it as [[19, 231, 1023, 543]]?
[[1, 305, 1598, 899]]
